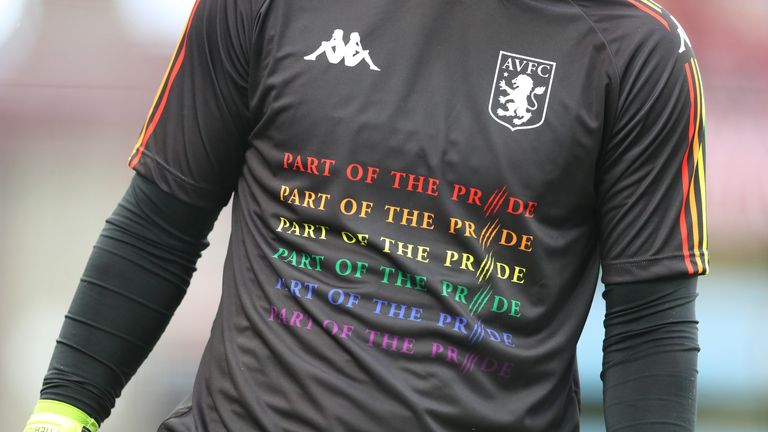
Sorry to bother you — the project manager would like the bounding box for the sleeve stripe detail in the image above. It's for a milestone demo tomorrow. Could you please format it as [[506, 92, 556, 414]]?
[[128, 32, 185, 165], [639, 0, 663, 13], [688, 60, 703, 273], [679, 63, 696, 275], [680, 60, 708, 276], [626, 0, 670, 31], [128, 0, 203, 169], [694, 59, 709, 272], [692, 59, 709, 273]]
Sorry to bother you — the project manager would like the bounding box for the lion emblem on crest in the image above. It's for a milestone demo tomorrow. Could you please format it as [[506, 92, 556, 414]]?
[[496, 74, 547, 125]]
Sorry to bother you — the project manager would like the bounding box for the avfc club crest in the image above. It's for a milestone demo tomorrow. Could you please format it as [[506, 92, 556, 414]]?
[[488, 51, 556, 132]]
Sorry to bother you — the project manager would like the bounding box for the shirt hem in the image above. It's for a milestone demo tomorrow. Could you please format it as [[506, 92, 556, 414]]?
[[601, 253, 709, 285], [130, 150, 232, 209]]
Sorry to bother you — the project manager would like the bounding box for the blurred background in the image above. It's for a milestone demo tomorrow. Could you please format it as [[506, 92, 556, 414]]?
[[1, 0, 766, 430]]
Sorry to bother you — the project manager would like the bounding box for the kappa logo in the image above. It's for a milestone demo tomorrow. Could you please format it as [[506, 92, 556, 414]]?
[[669, 14, 692, 54], [488, 52, 556, 132], [304, 29, 381, 71]]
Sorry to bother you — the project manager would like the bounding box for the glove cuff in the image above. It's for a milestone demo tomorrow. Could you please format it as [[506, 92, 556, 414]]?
[[25, 399, 100, 432]]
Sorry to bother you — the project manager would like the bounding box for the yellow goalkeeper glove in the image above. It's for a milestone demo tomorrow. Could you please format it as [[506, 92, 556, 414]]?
[[23, 400, 99, 432]]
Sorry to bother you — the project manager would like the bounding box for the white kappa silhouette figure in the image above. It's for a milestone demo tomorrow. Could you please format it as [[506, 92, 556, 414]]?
[[304, 29, 381, 71]]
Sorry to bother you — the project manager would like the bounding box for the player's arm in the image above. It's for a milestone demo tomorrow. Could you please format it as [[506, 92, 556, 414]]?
[[24, 174, 220, 431], [602, 277, 699, 431], [586, 4, 709, 431], [24, 0, 262, 429]]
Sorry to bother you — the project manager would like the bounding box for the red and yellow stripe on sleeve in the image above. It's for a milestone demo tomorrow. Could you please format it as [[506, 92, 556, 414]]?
[[626, 0, 670, 30], [128, 0, 203, 169], [679, 58, 709, 275], [626, 0, 709, 275]]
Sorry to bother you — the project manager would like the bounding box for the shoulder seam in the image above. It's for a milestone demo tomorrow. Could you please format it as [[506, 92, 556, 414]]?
[[567, 0, 621, 132]]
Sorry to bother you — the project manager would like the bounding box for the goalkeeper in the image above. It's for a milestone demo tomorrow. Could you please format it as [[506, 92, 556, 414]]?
[[25, 0, 707, 430]]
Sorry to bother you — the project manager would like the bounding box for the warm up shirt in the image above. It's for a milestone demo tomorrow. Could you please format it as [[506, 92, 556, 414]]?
[[128, 0, 709, 430]]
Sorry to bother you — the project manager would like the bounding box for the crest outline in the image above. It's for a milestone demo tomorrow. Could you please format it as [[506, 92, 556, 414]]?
[[488, 51, 557, 132]]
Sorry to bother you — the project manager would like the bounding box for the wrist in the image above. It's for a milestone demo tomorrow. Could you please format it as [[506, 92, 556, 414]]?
[[24, 399, 100, 432]]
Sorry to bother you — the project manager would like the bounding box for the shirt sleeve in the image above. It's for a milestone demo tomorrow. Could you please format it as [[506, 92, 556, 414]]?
[[127, 0, 263, 209], [597, 6, 709, 284]]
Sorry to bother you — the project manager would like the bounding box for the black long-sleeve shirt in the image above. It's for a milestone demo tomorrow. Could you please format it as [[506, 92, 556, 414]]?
[[42, 0, 708, 429]]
